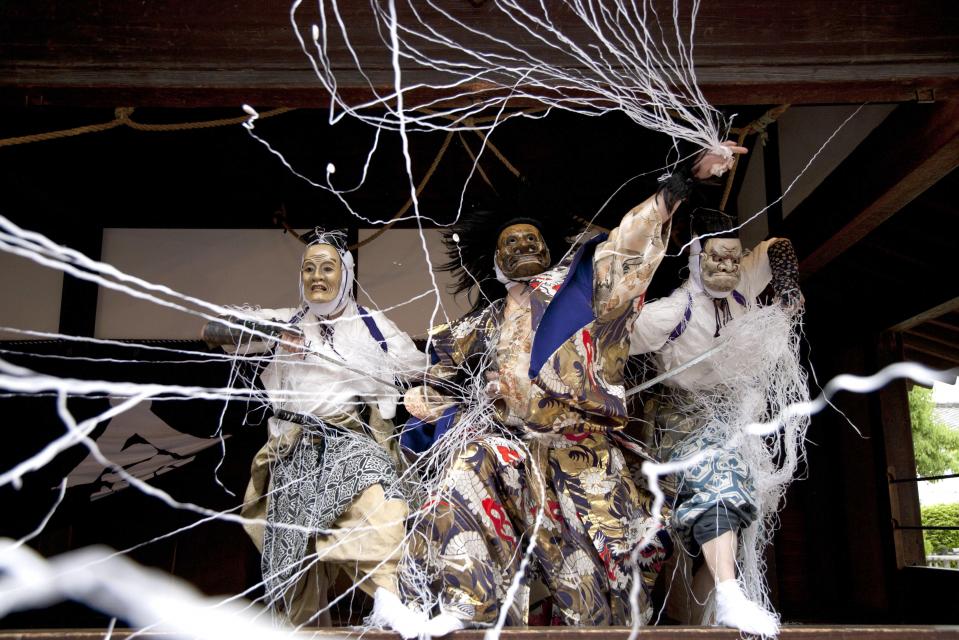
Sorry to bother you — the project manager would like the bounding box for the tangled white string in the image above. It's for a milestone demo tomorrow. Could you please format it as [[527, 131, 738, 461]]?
[[652, 306, 808, 616], [2, 208, 957, 637], [0, 4, 951, 637], [625, 306, 957, 635], [0, 540, 316, 640], [293, 0, 728, 156]]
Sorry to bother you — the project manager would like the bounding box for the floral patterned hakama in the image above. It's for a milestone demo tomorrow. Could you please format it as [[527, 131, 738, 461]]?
[[428, 433, 670, 625]]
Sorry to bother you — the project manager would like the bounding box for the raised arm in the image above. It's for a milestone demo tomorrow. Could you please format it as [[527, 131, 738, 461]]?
[[739, 237, 802, 309], [594, 142, 748, 317], [593, 195, 671, 316], [766, 238, 802, 307]]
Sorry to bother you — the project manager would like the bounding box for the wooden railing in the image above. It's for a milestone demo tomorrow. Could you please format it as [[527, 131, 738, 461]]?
[[927, 555, 959, 570]]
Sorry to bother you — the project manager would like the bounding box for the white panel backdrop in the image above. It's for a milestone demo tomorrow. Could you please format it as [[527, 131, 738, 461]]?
[[357, 228, 472, 338], [91, 227, 472, 340], [0, 251, 64, 340], [777, 104, 895, 217], [96, 229, 307, 339]]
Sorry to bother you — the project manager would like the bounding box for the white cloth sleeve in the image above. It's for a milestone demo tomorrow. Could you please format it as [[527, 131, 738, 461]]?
[[739, 239, 775, 299], [592, 194, 670, 318], [629, 289, 690, 355], [372, 311, 429, 380]]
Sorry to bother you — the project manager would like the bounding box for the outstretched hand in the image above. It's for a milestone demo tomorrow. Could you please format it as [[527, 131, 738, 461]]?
[[694, 140, 748, 180], [774, 290, 806, 317], [279, 330, 309, 360]]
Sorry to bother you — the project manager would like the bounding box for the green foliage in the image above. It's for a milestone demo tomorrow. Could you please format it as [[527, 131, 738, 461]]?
[[908, 386, 959, 478], [922, 503, 959, 553]]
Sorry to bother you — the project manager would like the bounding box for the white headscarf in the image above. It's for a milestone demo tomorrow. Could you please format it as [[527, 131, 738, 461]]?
[[289, 234, 403, 418], [298, 235, 355, 318]]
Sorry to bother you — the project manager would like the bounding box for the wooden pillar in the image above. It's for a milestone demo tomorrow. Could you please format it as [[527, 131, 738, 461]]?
[[762, 122, 784, 236], [877, 331, 926, 569]]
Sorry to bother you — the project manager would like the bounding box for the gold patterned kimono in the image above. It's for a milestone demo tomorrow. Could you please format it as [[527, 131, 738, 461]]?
[[410, 197, 674, 626]]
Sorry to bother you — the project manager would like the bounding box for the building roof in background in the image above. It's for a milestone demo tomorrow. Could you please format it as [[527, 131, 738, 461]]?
[[936, 403, 959, 430]]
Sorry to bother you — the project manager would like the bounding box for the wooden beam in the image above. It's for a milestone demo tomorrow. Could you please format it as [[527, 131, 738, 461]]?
[[930, 315, 959, 332], [902, 334, 959, 365], [878, 333, 925, 570], [902, 347, 959, 372], [908, 324, 959, 349], [0, 0, 957, 107], [890, 295, 959, 332], [722, 121, 757, 216], [763, 122, 784, 234], [788, 100, 959, 275], [4, 68, 958, 109]]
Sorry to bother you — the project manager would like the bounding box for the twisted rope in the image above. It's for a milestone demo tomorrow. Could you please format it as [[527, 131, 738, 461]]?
[[1, 102, 789, 246], [0, 107, 293, 148], [720, 104, 791, 211]]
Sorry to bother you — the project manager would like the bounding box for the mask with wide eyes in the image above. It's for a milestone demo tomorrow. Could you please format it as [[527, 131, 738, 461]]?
[[301, 244, 343, 304], [700, 237, 743, 293], [495, 223, 551, 279]]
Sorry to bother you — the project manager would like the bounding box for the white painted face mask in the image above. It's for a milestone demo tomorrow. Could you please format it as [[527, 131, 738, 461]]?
[[688, 237, 742, 299], [297, 237, 355, 318]]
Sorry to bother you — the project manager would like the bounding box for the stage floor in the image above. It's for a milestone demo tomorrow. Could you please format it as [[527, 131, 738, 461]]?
[[3, 628, 959, 640]]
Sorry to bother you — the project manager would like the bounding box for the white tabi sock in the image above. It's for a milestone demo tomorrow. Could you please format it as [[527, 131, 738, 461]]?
[[368, 588, 427, 639], [714, 579, 780, 638]]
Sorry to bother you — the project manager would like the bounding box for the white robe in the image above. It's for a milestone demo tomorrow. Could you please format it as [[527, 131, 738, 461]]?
[[238, 300, 427, 436], [629, 239, 776, 390]]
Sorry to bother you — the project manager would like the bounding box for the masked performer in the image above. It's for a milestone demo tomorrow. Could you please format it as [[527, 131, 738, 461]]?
[[401, 144, 745, 634], [629, 212, 804, 637], [201, 230, 426, 635]]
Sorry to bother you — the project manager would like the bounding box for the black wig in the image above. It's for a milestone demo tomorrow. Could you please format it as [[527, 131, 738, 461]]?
[[690, 208, 739, 241], [439, 184, 583, 314]]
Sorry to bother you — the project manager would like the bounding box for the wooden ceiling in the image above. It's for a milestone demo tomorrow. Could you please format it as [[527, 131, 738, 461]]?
[[1, 0, 957, 107], [902, 313, 959, 371], [800, 165, 959, 336]]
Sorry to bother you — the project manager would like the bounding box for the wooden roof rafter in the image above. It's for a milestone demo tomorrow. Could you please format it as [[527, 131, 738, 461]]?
[[785, 100, 959, 277]]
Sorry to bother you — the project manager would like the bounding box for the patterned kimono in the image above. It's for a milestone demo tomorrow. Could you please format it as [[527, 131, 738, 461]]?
[[238, 301, 425, 625], [408, 199, 674, 626]]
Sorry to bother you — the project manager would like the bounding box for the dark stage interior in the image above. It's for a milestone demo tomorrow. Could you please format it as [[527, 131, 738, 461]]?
[[1, 0, 958, 634]]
